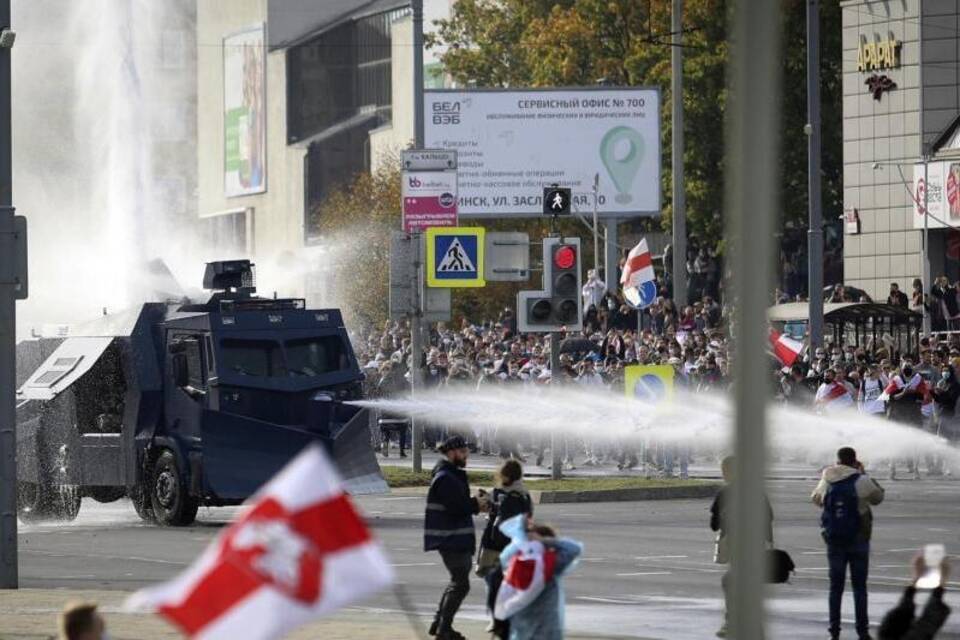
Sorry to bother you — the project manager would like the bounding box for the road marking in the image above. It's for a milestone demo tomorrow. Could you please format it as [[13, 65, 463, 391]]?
[[390, 562, 437, 567], [634, 555, 688, 560], [616, 571, 672, 577], [577, 596, 639, 605], [801, 551, 826, 555]]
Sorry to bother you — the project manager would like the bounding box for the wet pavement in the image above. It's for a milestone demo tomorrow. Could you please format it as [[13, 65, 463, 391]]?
[[11, 474, 960, 639]]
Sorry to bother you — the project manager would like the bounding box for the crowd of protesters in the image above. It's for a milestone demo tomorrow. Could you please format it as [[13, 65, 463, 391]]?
[[353, 270, 733, 468]]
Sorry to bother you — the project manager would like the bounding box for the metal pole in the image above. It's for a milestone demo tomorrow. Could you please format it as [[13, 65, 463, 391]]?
[[806, 0, 824, 350], [727, 0, 780, 636], [549, 332, 562, 481], [671, 0, 687, 307], [0, 0, 18, 589], [592, 176, 600, 281], [604, 219, 619, 293], [922, 158, 931, 335], [410, 0, 425, 472]]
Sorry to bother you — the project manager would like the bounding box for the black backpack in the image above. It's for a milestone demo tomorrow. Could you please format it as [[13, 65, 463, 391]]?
[[767, 548, 796, 583], [820, 474, 861, 545]]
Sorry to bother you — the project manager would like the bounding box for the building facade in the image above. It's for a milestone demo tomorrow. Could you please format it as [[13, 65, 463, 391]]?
[[841, 0, 960, 302], [196, 0, 449, 303]]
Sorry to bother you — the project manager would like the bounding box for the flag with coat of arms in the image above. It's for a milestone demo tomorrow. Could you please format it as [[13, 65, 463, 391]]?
[[125, 445, 393, 639]]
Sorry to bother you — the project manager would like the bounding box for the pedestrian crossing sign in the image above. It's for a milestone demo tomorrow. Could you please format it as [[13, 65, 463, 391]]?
[[426, 227, 486, 288]]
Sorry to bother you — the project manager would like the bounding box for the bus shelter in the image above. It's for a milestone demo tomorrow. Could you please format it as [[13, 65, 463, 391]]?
[[768, 302, 923, 357]]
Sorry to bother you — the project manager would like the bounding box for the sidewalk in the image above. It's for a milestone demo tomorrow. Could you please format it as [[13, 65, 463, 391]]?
[[0, 589, 632, 640], [379, 448, 828, 480]]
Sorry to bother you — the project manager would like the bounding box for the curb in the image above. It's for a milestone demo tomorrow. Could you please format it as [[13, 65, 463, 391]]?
[[389, 483, 722, 503], [531, 482, 721, 504]]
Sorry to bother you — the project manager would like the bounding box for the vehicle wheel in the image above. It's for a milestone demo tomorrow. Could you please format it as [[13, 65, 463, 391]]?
[[130, 484, 155, 523], [17, 482, 50, 523], [17, 482, 80, 522], [88, 487, 126, 504], [150, 451, 198, 526]]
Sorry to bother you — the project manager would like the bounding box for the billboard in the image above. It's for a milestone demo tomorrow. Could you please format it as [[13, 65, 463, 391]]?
[[424, 88, 661, 218], [912, 161, 960, 229], [223, 24, 266, 197], [402, 170, 459, 232]]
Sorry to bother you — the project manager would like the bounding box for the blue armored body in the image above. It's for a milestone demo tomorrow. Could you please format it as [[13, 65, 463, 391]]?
[[15, 260, 385, 526]]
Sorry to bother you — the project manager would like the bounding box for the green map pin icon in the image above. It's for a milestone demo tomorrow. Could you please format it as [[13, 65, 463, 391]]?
[[600, 126, 645, 204]]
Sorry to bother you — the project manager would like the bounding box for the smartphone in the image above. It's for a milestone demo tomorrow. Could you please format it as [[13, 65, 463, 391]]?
[[916, 544, 946, 590]]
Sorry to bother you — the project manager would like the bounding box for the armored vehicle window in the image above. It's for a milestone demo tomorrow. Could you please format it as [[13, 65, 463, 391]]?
[[221, 339, 285, 377], [285, 336, 349, 377], [183, 338, 205, 389]]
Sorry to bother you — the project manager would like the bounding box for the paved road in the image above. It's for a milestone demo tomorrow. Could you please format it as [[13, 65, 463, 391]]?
[[15, 477, 960, 639]]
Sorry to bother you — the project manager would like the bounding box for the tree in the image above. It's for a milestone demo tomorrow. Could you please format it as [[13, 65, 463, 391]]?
[[312, 164, 402, 333]]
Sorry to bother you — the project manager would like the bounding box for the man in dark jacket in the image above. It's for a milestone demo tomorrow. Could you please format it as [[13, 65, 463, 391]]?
[[424, 435, 488, 640]]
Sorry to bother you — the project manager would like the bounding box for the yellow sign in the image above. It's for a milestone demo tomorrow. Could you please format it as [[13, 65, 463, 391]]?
[[426, 227, 486, 288], [624, 364, 675, 404], [857, 37, 901, 72]]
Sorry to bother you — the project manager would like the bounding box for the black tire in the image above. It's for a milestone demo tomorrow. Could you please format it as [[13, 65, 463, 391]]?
[[87, 486, 126, 503], [130, 484, 155, 523], [17, 482, 81, 522], [149, 450, 198, 526]]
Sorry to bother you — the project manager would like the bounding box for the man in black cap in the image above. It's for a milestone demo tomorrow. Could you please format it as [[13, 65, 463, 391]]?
[[424, 435, 488, 639]]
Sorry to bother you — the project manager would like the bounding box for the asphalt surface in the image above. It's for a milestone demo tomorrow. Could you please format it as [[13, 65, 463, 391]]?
[[12, 471, 960, 639]]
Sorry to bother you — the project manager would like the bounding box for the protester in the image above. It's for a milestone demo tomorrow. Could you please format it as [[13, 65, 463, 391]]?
[[424, 435, 490, 640], [710, 455, 774, 638], [888, 282, 909, 308], [478, 459, 534, 639], [58, 601, 106, 640], [811, 447, 886, 640], [500, 522, 583, 640], [878, 555, 951, 640]]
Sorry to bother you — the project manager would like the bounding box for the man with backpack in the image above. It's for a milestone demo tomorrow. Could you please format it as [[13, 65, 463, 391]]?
[[812, 447, 886, 640]]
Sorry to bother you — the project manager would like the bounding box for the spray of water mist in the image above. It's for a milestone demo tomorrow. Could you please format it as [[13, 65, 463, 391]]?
[[356, 387, 960, 470], [12, 0, 204, 338]]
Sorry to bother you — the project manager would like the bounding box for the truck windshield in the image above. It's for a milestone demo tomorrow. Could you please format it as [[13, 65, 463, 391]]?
[[285, 336, 348, 377], [220, 339, 286, 377]]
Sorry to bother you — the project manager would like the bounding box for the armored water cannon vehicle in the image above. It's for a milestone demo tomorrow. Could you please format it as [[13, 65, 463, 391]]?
[[16, 259, 385, 526]]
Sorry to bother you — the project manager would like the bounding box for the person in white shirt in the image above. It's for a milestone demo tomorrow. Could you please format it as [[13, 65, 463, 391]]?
[[581, 269, 607, 311]]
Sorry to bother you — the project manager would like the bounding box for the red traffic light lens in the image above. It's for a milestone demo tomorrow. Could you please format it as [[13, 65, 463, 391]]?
[[554, 245, 576, 270]]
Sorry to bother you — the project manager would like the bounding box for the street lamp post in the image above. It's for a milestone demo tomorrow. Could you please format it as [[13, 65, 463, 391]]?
[[922, 157, 931, 335]]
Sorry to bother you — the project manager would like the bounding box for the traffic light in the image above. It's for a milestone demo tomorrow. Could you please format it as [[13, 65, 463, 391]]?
[[542, 187, 571, 216], [518, 237, 583, 332]]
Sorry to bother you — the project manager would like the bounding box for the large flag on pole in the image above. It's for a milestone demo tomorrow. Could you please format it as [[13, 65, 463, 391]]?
[[620, 238, 657, 309], [125, 445, 393, 639]]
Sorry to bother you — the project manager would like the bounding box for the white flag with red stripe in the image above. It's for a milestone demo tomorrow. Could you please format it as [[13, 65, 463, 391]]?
[[768, 328, 804, 366], [620, 238, 655, 289], [125, 445, 393, 639], [620, 239, 656, 308]]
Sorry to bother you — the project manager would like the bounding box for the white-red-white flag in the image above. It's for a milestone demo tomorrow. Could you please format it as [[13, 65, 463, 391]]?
[[125, 445, 393, 639], [620, 239, 655, 290], [768, 328, 804, 367]]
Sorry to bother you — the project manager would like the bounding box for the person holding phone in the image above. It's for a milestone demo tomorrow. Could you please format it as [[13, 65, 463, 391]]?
[[878, 552, 951, 639], [812, 447, 886, 640]]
